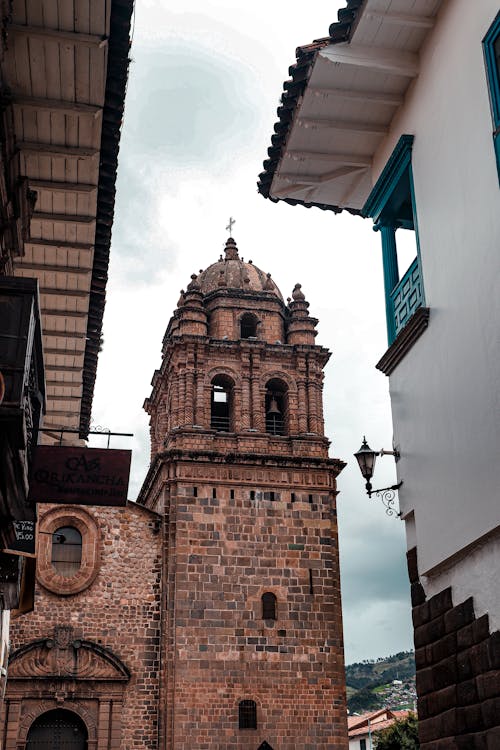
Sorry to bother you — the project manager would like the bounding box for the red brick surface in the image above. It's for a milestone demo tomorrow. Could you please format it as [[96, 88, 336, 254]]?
[[1, 503, 162, 749]]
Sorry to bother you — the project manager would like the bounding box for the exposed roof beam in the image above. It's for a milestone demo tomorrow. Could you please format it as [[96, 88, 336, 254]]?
[[44, 347, 85, 356], [45, 379, 82, 387], [366, 10, 435, 29], [42, 309, 88, 319], [26, 239, 93, 252], [45, 364, 83, 373], [19, 142, 99, 159], [40, 287, 89, 298], [47, 394, 82, 402], [16, 261, 92, 274], [320, 43, 419, 78], [33, 212, 95, 224], [309, 87, 403, 106], [279, 165, 367, 186], [285, 150, 372, 167], [29, 179, 97, 194], [271, 183, 311, 199], [15, 96, 101, 117], [10, 24, 108, 48], [48, 410, 80, 418], [338, 169, 370, 208], [42, 329, 87, 339], [297, 117, 388, 135]]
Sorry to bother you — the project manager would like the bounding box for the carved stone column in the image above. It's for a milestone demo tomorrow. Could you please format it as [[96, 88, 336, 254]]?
[[250, 351, 264, 432]]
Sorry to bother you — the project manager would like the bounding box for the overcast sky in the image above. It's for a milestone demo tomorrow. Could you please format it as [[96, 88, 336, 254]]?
[[88, 0, 413, 665]]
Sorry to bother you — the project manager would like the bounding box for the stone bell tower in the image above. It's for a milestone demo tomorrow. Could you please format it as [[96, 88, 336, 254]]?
[[139, 237, 348, 749]]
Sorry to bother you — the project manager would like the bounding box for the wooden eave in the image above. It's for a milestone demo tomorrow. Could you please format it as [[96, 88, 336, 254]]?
[[2, 0, 134, 439], [258, 0, 443, 214]]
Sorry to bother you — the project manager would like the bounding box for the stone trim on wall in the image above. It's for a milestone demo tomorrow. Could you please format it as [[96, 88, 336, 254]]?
[[36, 506, 100, 596], [407, 547, 500, 749]]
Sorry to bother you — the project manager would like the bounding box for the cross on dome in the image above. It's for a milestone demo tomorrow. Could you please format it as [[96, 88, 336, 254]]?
[[226, 216, 235, 235]]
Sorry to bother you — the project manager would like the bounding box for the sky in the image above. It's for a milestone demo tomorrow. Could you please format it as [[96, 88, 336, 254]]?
[[88, 0, 414, 665]]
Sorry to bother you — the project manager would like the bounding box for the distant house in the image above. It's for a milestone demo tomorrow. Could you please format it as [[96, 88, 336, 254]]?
[[348, 709, 410, 750]]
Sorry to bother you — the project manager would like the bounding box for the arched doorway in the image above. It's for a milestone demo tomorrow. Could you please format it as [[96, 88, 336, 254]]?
[[26, 709, 88, 749]]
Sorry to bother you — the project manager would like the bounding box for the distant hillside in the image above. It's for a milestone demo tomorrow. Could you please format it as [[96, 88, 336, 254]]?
[[346, 651, 416, 713]]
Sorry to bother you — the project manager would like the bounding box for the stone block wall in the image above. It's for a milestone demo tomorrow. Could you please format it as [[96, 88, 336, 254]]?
[[408, 548, 500, 750], [1, 502, 162, 749], [158, 462, 348, 749]]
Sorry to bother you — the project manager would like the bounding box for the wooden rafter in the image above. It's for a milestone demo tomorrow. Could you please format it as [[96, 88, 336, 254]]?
[[321, 43, 419, 78], [10, 24, 108, 48]]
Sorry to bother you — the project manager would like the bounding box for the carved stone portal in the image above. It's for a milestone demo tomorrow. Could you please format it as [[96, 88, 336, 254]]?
[[9, 626, 130, 682]]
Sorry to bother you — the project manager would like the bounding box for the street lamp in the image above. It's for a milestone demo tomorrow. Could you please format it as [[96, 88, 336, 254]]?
[[354, 436, 403, 517]]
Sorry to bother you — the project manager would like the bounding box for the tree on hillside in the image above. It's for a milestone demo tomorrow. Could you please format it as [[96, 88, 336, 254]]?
[[348, 687, 380, 714], [374, 713, 419, 750]]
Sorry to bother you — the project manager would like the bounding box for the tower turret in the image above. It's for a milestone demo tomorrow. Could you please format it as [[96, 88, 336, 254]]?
[[139, 236, 348, 749]]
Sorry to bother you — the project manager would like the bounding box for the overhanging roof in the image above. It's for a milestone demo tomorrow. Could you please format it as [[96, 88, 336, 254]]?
[[2, 0, 133, 439], [258, 0, 443, 214]]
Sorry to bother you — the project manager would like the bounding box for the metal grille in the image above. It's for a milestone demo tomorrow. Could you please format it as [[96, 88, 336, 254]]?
[[238, 700, 257, 730], [262, 592, 277, 620], [265, 414, 285, 435], [26, 709, 88, 749]]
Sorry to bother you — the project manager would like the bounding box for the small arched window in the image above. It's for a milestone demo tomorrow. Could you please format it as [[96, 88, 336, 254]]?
[[240, 313, 258, 339], [51, 526, 82, 577], [262, 592, 277, 621], [265, 378, 288, 436], [238, 700, 257, 730], [210, 375, 234, 432]]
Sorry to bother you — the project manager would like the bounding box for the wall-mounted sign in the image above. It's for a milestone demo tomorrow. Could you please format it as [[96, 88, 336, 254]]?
[[7, 520, 36, 555], [29, 447, 131, 507]]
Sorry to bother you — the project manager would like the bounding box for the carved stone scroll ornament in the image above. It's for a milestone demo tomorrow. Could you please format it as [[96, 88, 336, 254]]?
[[8, 626, 130, 681]]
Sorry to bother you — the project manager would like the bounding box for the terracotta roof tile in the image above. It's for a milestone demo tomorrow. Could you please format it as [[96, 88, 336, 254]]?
[[257, 0, 364, 214]]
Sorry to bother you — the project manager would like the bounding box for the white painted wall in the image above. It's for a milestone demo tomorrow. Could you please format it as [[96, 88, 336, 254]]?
[[368, 0, 500, 593]]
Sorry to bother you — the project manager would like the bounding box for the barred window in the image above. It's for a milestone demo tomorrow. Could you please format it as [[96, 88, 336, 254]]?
[[238, 700, 257, 730], [262, 592, 277, 621], [51, 526, 82, 577]]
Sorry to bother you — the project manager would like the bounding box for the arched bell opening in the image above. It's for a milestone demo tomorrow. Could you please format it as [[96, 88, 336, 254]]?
[[26, 709, 88, 750], [240, 312, 259, 339], [265, 378, 288, 436], [210, 374, 235, 432]]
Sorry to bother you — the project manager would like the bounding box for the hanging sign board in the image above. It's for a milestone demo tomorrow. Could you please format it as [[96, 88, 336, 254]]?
[[4, 520, 36, 556], [29, 447, 131, 507]]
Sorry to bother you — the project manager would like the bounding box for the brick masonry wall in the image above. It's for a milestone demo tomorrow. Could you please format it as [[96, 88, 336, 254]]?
[[2, 502, 162, 749], [154, 462, 348, 749], [407, 547, 500, 750]]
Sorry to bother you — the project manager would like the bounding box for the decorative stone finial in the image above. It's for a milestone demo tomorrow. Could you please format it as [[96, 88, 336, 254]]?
[[264, 272, 274, 290], [224, 237, 239, 261], [177, 290, 185, 307], [187, 273, 201, 291], [292, 283, 306, 301]]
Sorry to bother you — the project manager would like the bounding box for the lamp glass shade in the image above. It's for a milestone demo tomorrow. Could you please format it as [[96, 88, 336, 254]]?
[[354, 437, 377, 481]]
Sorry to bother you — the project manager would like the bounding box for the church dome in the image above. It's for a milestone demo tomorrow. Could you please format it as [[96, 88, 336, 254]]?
[[195, 238, 283, 301]]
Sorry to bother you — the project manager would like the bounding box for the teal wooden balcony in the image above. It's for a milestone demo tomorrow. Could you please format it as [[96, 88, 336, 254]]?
[[390, 257, 424, 340]]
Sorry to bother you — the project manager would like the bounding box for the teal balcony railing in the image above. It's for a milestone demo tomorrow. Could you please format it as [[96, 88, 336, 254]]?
[[390, 256, 423, 340]]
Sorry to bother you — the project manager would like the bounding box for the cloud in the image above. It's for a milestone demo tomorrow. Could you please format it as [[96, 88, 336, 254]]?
[[89, 0, 415, 664]]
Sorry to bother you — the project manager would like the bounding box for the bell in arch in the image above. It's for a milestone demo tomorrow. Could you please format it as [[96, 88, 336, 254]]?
[[266, 395, 281, 416]]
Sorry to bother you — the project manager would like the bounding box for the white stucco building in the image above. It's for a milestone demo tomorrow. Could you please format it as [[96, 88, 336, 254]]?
[[258, 1, 500, 747]]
